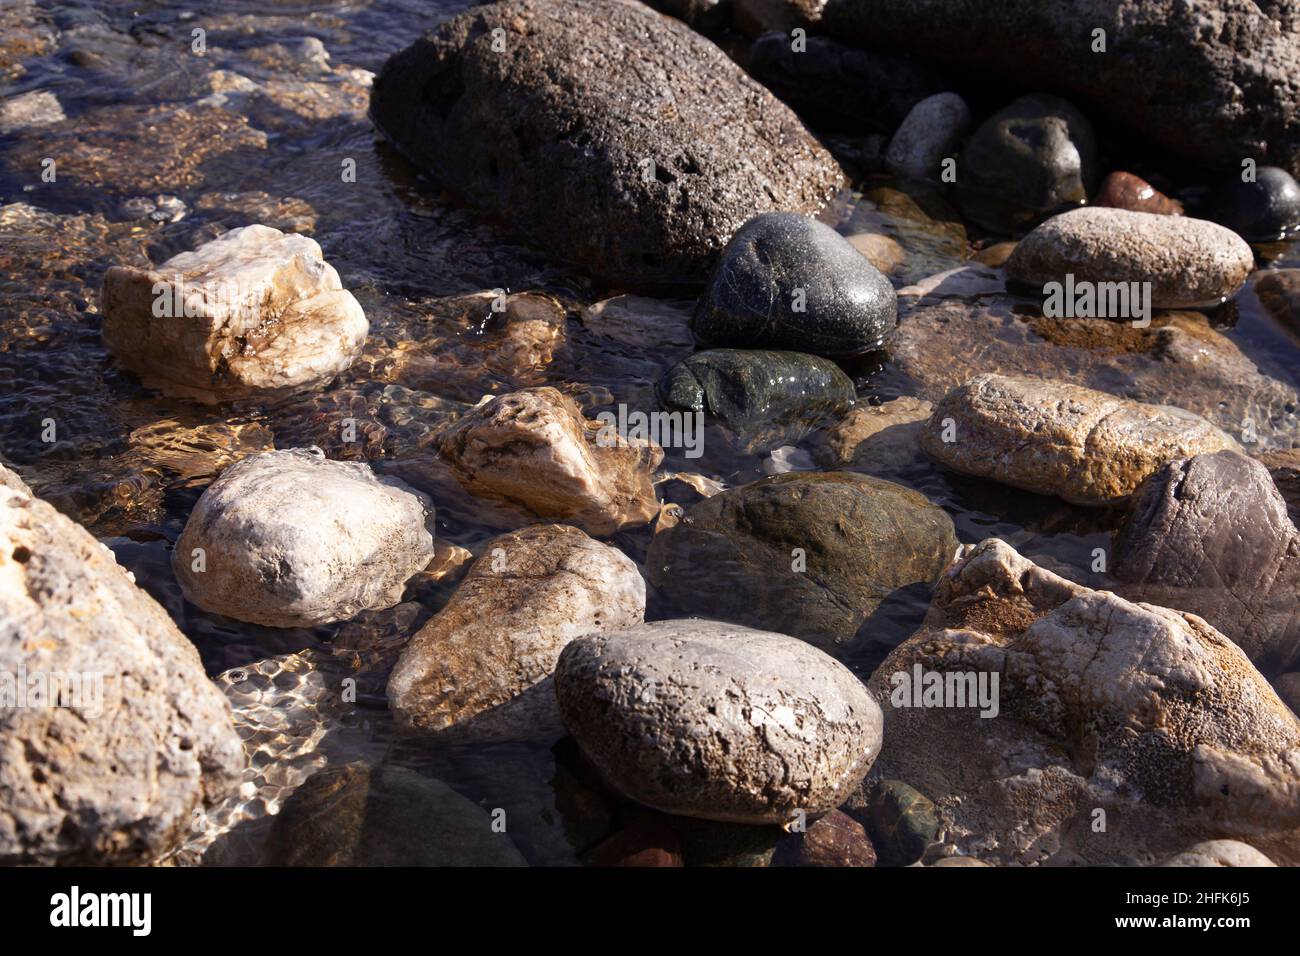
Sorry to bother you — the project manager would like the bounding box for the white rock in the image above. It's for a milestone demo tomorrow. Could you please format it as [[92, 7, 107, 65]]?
[[1160, 840, 1277, 867], [0, 89, 64, 133]]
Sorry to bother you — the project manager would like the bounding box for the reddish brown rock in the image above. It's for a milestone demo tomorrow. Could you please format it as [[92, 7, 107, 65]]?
[[776, 809, 877, 866], [585, 820, 683, 867], [1092, 171, 1183, 216]]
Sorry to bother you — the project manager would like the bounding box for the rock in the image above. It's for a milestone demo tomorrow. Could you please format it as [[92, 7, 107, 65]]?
[[734, 0, 826, 37], [813, 396, 932, 475], [436, 387, 663, 536], [0, 89, 63, 133], [847, 232, 906, 274], [821, 0, 1300, 180], [658, 349, 855, 450], [555, 619, 883, 824], [0, 467, 242, 865], [388, 524, 645, 742], [174, 448, 436, 628], [102, 224, 368, 403], [971, 242, 1018, 268], [1092, 171, 1183, 216], [774, 809, 876, 866], [885, 301, 1300, 451], [1112, 451, 1300, 677], [747, 31, 942, 135], [1160, 841, 1277, 868], [1209, 166, 1300, 242], [646, 471, 957, 652], [921, 373, 1239, 506], [693, 213, 897, 356], [885, 92, 971, 181], [265, 763, 527, 866], [1255, 270, 1300, 336], [1259, 447, 1300, 519], [929, 856, 991, 867], [955, 94, 1097, 234], [867, 538, 1300, 866], [584, 819, 683, 867], [643, 0, 731, 31], [678, 819, 786, 866], [1275, 674, 1300, 715], [368, 0, 844, 289], [1006, 208, 1254, 309], [866, 780, 939, 866]]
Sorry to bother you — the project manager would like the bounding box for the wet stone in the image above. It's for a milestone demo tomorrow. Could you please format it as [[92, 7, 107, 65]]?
[[1208, 166, 1300, 242]]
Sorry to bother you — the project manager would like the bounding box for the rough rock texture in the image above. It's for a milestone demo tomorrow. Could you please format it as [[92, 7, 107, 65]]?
[[0, 466, 242, 865], [646, 471, 957, 652], [821, 0, 1300, 179], [885, 92, 970, 181], [0, 89, 63, 133], [555, 619, 883, 824], [266, 762, 527, 866], [1006, 208, 1254, 309], [1093, 171, 1183, 216], [734, 0, 826, 37], [437, 388, 662, 536], [388, 524, 645, 742], [102, 224, 368, 403], [368, 0, 844, 289], [774, 809, 876, 866], [692, 212, 897, 356], [867, 538, 1300, 866], [1113, 451, 1300, 677], [921, 374, 1239, 506], [1160, 840, 1277, 867], [813, 396, 932, 475], [955, 94, 1096, 234], [174, 449, 436, 627]]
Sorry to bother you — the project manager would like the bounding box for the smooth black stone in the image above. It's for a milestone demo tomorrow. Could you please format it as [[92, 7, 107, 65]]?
[[1209, 166, 1300, 242]]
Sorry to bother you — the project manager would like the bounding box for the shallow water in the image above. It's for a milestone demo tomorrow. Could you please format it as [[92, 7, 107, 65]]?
[[4, 0, 1300, 865]]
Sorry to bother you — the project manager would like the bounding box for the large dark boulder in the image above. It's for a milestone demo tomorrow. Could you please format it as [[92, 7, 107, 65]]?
[[821, 0, 1300, 178], [369, 0, 844, 289]]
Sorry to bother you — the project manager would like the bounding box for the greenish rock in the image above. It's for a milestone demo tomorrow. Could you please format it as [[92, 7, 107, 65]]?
[[867, 779, 939, 866], [658, 348, 856, 450], [266, 762, 528, 866], [645, 471, 958, 653]]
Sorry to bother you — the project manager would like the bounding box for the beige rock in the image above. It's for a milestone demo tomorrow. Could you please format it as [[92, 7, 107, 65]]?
[[848, 232, 906, 275], [0, 89, 63, 133], [388, 524, 646, 742], [1160, 840, 1277, 867], [868, 538, 1300, 866], [921, 373, 1238, 505], [103, 224, 368, 403], [814, 396, 932, 473], [1006, 207, 1253, 308], [437, 387, 663, 536]]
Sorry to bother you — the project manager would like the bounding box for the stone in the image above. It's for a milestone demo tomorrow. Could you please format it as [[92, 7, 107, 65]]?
[[734, 0, 826, 37], [646, 471, 957, 652], [436, 387, 663, 536], [1160, 841, 1277, 868], [929, 856, 991, 867], [885, 92, 971, 181], [848, 232, 906, 275], [555, 619, 883, 825], [388, 524, 645, 742], [174, 448, 436, 628], [693, 212, 897, 356], [821, 0, 1300, 179], [813, 396, 932, 476], [0, 467, 242, 865], [1092, 171, 1183, 216], [867, 538, 1300, 866], [0, 89, 63, 133], [643, 0, 730, 32], [102, 224, 368, 403], [1006, 207, 1254, 309], [368, 0, 844, 289], [1209, 166, 1300, 242], [921, 373, 1240, 506], [265, 763, 527, 866], [747, 31, 942, 135], [1256, 270, 1300, 336], [774, 809, 876, 866], [1112, 451, 1300, 677], [866, 780, 939, 866], [584, 819, 683, 867], [658, 349, 856, 450], [954, 94, 1097, 234]]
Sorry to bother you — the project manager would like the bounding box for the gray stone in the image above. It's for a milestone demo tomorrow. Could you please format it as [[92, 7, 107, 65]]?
[[885, 92, 971, 181]]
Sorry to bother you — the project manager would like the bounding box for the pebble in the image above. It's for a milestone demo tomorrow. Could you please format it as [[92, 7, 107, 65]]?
[[1092, 171, 1183, 215], [867, 780, 939, 866], [773, 809, 877, 867], [1209, 165, 1300, 242], [0, 89, 63, 133], [885, 92, 971, 181]]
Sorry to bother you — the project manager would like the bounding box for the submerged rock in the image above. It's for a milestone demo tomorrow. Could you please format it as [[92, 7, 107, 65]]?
[[555, 619, 883, 825], [1092, 171, 1183, 216], [0, 467, 242, 865], [885, 92, 971, 182], [0, 89, 63, 133], [692, 212, 897, 356], [1255, 269, 1300, 336], [368, 0, 844, 288], [866, 780, 939, 866], [646, 471, 957, 652], [867, 538, 1300, 866], [1006, 208, 1254, 308], [658, 349, 855, 449], [813, 396, 932, 476], [954, 94, 1096, 234], [1113, 451, 1300, 677], [102, 224, 368, 403], [174, 449, 436, 628], [921, 373, 1238, 506], [388, 524, 645, 742], [436, 388, 663, 536], [1209, 166, 1300, 242]]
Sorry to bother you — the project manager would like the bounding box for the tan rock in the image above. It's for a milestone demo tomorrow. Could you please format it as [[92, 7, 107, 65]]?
[[814, 396, 932, 473], [1160, 840, 1276, 867], [848, 232, 906, 275], [921, 373, 1238, 505], [437, 387, 663, 536]]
